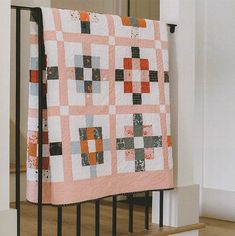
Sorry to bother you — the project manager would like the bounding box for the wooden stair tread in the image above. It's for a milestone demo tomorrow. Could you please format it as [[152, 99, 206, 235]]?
[[10, 163, 26, 173], [11, 201, 205, 235], [135, 223, 206, 235]]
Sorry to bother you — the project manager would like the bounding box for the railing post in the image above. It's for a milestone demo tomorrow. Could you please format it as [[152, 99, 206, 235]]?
[[159, 190, 164, 228], [57, 207, 62, 236], [112, 196, 117, 236], [95, 200, 100, 236], [15, 7, 21, 236], [35, 7, 44, 236], [128, 194, 133, 233], [145, 191, 149, 230], [76, 204, 81, 236]]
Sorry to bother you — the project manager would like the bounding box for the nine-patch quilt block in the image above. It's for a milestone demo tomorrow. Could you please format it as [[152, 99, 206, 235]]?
[[27, 8, 174, 205]]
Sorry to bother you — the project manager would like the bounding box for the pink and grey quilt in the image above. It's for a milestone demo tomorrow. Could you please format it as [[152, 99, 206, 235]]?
[[27, 7, 174, 205]]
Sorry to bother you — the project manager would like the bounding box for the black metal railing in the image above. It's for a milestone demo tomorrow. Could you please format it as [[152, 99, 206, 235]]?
[[11, 4, 176, 236]]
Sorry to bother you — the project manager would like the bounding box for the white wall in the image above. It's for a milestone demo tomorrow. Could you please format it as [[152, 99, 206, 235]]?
[[204, 0, 235, 192], [195, 0, 235, 221], [0, 0, 11, 212], [0, 1, 17, 235]]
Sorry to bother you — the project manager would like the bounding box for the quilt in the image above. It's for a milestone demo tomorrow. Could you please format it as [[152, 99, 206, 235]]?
[[27, 7, 174, 205]]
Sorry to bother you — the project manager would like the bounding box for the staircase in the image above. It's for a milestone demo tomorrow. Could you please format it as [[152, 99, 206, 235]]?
[[10, 164, 205, 235]]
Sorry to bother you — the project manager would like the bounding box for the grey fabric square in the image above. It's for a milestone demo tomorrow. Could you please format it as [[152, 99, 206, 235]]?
[[81, 153, 89, 166], [76, 80, 85, 93], [143, 136, 154, 148], [134, 125, 143, 137], [50, 142, 62, 156], [84, 81, 92, 93], [135, 148, 145, 160], [115, 69, 124, 81], [135, 159, 145, 172], [96, 152, 104, 164], [164, 72, 169, 83], [116, 138, 126, 150], [47, 67, 59, 80], [133, 114, 143, 126], [92, 69, 101, 81], [83, 55, 92, 68], [116, 138, 134, 150], [124, 137, 134, 149], [31, 57, 38, 70], [103, 139, 110, 151], [130, 17, 138, 27], [90, 166, 97, 178], [94, 127, 102, 139], [75, 67, 84, 80], [92, 56, 100, 69], [92, 81, 101, 93], [29, 83, 38, 96], [79, 128, 87, 141], [85, 115, 94, 127], [144, 136, 162, 148], [149, 71, 158, 82], [71, 141, 81, 154], [74, 55, 83, 67], [152, 136, 162, 148]]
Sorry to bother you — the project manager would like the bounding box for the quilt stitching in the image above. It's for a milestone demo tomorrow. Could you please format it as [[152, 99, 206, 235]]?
[[74, 55, 101, 93], [116, 113, 163, 172], [115, 46, 160, 105]]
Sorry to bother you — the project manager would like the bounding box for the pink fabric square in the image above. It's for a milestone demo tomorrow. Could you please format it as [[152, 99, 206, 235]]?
[[124, 70, 132, 81], [132, 82, 141, 93], [124, 125, 134, 137], [141, 70, 149, 82], [125, 149, 135, 161], [132, 58, 140, 70], [143, 125, 153, 136], [144, 148, 154, 160]]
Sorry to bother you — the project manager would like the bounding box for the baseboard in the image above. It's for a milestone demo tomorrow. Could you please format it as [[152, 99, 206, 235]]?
[[0, 209, 17, 236], [152, 185, 200, 227], [201, 187, 235, 221]]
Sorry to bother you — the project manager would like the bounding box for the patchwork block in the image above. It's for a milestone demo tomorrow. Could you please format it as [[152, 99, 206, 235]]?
[[116, 113, 165, 173], [115, 46, 160, 105]]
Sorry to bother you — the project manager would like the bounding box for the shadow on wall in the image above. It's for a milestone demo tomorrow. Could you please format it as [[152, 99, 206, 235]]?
[[10, 10, 30, 165], [10, 119, 28, 166], [51, 0, 160, 20]]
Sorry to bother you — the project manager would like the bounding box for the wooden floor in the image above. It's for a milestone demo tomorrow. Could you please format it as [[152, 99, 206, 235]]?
[[13, 201, 204, 236], [200, 217, 235, 236]]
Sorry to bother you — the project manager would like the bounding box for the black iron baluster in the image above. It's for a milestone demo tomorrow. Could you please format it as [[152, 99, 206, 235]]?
[[57, 207, 62, 236], [144, 191, 149, 230], [15, 7, 21, 236], [36, 7, 44, 236], [128, 194, 133, 233], [127, 0, 131, 17], [112, 196, 117, 236], [95, 200, 100, 236], [76, 204, 81, 236], [159, 190, 164, 228]]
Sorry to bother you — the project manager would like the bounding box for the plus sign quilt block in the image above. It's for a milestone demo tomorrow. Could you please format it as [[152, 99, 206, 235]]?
[[27, 8, 173, 205]]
